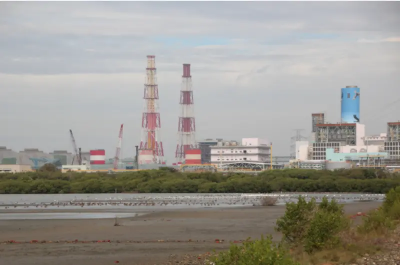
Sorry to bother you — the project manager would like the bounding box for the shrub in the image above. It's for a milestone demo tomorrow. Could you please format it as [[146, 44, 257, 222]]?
[[276, 196, 349, 254], [318, 196, 344, 214], [211, 235, 300, 265], [304, 209, 349, 253], [275, 196, 316, 244], [382, 186, 400, 220], [387, 200, 400, 220], [260, 196, 278, 206]]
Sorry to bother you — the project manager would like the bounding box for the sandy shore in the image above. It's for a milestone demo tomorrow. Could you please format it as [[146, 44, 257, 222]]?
[[0, 202, 381, 265]]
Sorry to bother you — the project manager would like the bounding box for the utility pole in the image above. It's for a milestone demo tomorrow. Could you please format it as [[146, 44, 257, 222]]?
[[135, 145, 139, 170]]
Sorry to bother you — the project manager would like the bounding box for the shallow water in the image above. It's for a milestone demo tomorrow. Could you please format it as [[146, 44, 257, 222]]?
[[0, 212, 141, 220]]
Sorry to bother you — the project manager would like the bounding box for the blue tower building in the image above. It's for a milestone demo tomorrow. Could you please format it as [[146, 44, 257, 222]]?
[[341, 85, 360, 123]]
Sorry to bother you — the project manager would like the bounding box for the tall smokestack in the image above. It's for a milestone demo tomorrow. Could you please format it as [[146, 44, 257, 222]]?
[[139, 55, 164, 164], [175, 64, 197, 163]]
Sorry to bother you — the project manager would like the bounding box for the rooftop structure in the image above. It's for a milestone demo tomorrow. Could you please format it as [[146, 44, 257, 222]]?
[[312, 113, 325, 133], [387, 122, 400, 142], [363, 133, 387, 146]]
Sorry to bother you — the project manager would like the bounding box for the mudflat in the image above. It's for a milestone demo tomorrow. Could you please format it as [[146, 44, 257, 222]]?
[[0, 202, 381, 265]]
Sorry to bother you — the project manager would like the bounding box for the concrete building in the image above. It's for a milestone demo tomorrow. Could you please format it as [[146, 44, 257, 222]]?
[[315, 123, 365, 146], [198, 139, 220, 164], [385, 122, 400, 161], [210, 138, 271, 163], [49, 150, 73, 165], [0, 146, 18, 164], [295, 141, 310, 160], [312, 142, 341, 160], [0, 164, 32, 173]]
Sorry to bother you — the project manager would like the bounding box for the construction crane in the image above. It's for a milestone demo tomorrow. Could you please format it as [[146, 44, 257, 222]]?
[[113, 124, 124, 170], [69, 129, 81, 165]]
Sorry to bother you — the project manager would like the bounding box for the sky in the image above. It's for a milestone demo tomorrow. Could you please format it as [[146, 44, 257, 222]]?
[[1, 2, 400, 164]]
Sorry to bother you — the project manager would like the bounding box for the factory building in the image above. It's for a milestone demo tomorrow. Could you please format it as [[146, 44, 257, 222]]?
[[49, 150, 74, 165], [292, 85, 399, 170], [0, 146, 112, 170], [311, 113, 325, 133], [198, 139, 221, 164], [0, 147, 62, 169], [210, 138, 271, 163], [0, 164, 32, 173], [385, 122, 400, 161], [315, 123, 365, 146], [0, 146, 18, 164]]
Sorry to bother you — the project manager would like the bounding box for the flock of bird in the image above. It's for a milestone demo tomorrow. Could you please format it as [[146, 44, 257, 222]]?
[[0, 193, 385, 210]]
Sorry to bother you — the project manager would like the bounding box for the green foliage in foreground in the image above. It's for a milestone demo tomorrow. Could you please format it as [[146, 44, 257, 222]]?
[[212, 235, 300, 265], [358, 186, 400, 234], [276, 196, 350, 253], [0, 168, 399, 194], [211, 188, 400, 265]]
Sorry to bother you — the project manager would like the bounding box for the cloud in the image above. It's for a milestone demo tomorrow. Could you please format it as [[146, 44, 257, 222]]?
[[358, 37, 400, 43], [0, 2, 400, 162]]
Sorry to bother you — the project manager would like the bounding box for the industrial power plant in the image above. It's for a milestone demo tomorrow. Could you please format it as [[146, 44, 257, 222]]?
[[0, 56, 399, 174]]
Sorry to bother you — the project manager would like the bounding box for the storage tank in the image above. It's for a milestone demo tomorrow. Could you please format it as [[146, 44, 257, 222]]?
[[90, 149, 106, 165], [341, 86, 360, 123], [185, 149, 201, 164]]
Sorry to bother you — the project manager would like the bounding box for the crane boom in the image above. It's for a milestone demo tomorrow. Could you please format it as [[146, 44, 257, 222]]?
[[113, 124, 124, 170], [69, 129, 81, 165]]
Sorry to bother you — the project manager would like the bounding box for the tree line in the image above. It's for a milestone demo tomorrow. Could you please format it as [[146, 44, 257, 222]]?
[[0, 167, 399, 194]]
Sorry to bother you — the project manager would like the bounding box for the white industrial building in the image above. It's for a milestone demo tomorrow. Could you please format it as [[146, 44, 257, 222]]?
[[0, 164, 32, 173], [61, 165, 90, 173], [210, 138, 271, 163]]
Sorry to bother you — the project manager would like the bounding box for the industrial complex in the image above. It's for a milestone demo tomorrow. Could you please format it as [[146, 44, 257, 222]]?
[[291, 86, 400, 172], [0, 57, 399, 174]]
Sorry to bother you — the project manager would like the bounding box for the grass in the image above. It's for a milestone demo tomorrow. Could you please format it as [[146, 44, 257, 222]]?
[[292, 229, 386, 265]]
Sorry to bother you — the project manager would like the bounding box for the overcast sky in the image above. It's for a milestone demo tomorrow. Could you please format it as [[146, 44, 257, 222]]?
[[1, 2, 399, 163]]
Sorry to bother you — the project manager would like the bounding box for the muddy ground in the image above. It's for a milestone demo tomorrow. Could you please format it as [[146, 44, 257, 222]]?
[[0, 202, 381, 265]]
